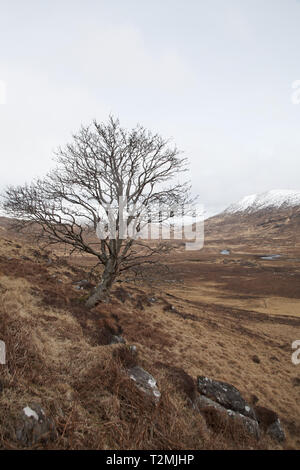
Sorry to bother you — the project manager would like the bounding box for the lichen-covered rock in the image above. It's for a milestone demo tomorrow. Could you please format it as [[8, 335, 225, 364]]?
[[254, 405, 285, 443], [195, 394, 260, 439], [16, 403, 56, 447], [127, 366, 161, 402], [197, 376, 256, 420]]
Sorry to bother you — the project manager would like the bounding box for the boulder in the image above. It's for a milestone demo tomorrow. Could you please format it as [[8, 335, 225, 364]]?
[[254, 405, 285, 443], [197, 376, 256, 420], [16, 403, 56, 447], [127, 366, 161, 403], [267, 419, 285, 443], [195, 394, 260, 439]]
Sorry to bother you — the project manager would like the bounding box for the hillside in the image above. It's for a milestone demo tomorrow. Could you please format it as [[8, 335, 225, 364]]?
[[0, 206, 300, 450], [204, 190, 300, 252], [225, 190, 300, 214]]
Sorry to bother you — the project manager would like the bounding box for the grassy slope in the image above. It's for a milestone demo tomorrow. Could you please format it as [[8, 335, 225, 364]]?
[[0, 228, 299, 449]]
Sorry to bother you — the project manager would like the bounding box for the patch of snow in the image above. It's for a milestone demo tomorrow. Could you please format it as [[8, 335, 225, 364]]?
[[23, 406, 39, 421], [148, 378, 157, 388], [225, 190, 300, 214], [261, 254, 281, 260]]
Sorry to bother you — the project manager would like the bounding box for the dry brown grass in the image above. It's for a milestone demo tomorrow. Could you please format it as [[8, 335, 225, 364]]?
[[0, 231, 298, 449], [0, 274, 208, 450]]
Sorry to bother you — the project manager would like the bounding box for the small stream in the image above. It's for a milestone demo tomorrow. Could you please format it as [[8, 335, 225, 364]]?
[[260, 254, 281, 260], [220, 249, 230, 255]]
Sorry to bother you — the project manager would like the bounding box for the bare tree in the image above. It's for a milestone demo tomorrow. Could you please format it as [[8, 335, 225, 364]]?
[[2, 117, 193, 307]]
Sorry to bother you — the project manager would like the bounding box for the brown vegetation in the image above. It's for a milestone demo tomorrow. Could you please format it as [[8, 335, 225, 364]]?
[[0, 220, 299, 449]]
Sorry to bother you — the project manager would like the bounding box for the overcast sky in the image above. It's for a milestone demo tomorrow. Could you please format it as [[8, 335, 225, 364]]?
[[0, 0, 300, 217]]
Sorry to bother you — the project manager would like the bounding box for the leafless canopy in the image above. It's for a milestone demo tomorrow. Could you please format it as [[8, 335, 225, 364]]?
[[2, 116, 193, 306]]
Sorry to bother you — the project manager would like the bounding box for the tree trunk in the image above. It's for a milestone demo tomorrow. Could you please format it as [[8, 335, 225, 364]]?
[[86, 261, 117, 308]]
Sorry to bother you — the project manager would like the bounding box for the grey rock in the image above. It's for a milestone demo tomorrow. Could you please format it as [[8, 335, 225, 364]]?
[[197, 376, 256, 420], [195, 394, 260, 439], [16, 403, 56, 447], [267, 419, 285, 443], [127, 366, 161, 403]]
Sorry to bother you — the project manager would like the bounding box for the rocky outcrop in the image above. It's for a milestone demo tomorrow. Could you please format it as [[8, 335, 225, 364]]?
[[194, 394, 260, 439], [195, 376, 285, 443], [197, 376, 256, 420], [127, 366, 161, 403]]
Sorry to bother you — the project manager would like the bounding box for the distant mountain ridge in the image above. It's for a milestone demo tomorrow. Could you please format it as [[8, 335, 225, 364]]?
[[224, 190, 300, 215], [203, 190, 300, 249]]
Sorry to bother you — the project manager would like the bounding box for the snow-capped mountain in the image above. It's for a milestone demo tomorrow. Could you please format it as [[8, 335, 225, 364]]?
[[225, 190, 300, 215], [204, 189, 300, 247]]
